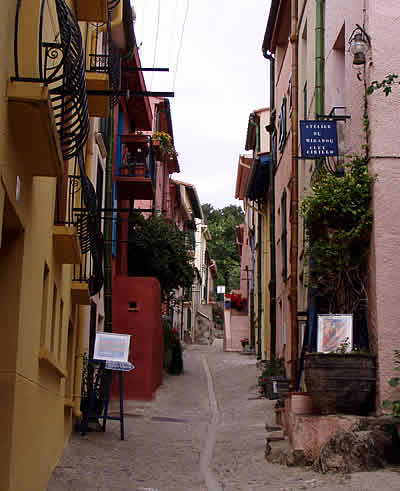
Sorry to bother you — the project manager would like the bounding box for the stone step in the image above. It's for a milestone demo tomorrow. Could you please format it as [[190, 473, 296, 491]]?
[[266, 430, 285, 441], [265, 437, 312, 467], [265, 423, 282, 432]]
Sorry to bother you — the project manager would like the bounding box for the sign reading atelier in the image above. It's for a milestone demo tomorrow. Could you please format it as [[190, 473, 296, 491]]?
[[300, 120, 339, 157]]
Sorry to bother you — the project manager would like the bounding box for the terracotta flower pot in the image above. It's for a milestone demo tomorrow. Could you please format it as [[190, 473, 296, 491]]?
[[290, 392, 313, 415]]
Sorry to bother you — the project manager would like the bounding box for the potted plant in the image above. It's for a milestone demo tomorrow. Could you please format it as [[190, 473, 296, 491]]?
[[152, 131, 175, 160]]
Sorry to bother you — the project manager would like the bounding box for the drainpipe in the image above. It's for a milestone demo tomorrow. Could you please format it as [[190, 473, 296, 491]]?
[[250, 220, 256, 348], [257, 202, 263, 359], [289, 0, 299, 387], [103, 103, 115, 333], [103, 9, 136, 335], [306, 0, 325, 348], [315, 0, 325, 119], [249, 115, 263, 357], [263, 50, 276, 360], [73, 307, 85, 418]]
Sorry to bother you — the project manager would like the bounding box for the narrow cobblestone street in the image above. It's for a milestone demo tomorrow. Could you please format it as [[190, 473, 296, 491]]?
[[48, 341, 400, 491]]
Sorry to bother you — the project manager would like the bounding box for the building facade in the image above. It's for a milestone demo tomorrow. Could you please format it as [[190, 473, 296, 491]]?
[[262, 0, 400, 410]]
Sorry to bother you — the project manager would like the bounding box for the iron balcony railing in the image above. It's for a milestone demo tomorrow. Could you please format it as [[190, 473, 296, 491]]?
[[108, 0, 120, 10], [55, 151, 104, 296], [119, 145, 156, 189], [87, 18, 121, 107], [12, 0, 89, 161]]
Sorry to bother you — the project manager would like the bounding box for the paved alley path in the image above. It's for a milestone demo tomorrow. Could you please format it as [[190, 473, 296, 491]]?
[[48, 341, 400, 491]]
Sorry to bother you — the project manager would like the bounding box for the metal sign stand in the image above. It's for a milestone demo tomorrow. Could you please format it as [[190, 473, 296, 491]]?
[[81, 332, 134, 440], [80, 361, 105, 437], [102, 368, 125, 441]]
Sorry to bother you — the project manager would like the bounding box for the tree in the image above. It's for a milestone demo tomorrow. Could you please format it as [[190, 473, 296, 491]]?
[[128, 215, 195, 297], [202, 203, 244, 291]]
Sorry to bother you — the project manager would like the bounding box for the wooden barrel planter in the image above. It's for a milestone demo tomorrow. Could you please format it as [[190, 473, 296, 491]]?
[[304, 353, 376, 415]]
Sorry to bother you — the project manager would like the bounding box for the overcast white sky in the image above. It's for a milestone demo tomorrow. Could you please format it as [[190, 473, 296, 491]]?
[[132, 0, 271, 209]]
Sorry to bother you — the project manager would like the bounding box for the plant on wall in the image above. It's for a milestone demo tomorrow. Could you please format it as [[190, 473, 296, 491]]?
[[300, 155, 374, 313], [225, 292, 247, 311], [383, 350, 400, 418]]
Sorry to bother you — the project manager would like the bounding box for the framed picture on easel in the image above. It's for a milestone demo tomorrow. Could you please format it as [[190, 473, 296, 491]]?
[[317, 314, 353, 353]]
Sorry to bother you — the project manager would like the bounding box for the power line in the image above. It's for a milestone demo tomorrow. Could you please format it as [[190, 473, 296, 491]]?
[[172, 0, 190, 92], [150, 0, 161, 90], [167, 0, 179, 69]]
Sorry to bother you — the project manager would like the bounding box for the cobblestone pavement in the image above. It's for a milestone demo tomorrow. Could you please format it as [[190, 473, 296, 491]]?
[[48, 341, 400, 491]]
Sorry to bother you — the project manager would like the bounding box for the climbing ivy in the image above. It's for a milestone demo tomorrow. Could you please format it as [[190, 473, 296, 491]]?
[[301, 156, 374, 313]]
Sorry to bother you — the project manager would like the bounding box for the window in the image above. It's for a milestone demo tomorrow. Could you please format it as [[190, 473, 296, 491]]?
[[40, 263, 50, 347], [58, 300, 64, 360], [281, 189, 287, 279], [288, 76, 293, 116], [50, 285, 58, 353], [278, 97, 287, 152]]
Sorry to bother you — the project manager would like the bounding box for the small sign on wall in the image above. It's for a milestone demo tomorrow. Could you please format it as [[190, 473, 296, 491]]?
[[300, 120, 339, 158]]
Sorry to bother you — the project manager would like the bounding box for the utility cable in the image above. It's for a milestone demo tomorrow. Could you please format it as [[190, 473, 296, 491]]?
[[150, 0, 161, 90], [172, 0, 190, 92], [167, 0, 179, 69]]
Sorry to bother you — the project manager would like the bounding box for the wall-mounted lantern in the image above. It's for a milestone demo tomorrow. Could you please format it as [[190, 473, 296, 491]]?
[[349, 24, 371, 66]]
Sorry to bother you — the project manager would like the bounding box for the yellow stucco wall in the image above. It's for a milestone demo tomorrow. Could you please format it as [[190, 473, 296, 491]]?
[[0, 1, 99, 489]]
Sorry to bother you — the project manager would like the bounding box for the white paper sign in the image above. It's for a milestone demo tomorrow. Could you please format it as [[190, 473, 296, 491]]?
[[317, 314, 353, 353], [94, 332, 131, 362]]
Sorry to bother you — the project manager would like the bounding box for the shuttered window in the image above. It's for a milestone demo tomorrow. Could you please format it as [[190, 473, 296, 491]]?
[[278, 96, 287, 152]]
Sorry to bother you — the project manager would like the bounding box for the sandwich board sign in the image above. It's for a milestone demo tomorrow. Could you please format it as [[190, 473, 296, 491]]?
[[94, 332, 131, 362]]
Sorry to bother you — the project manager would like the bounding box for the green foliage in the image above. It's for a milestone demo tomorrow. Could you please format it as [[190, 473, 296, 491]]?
[[202, 203, 244, 291], [128, 215, 195, 297], [367, 73, 399, 97], [162, 318, 183, 375], [153, 131, 176, 157], [383, 350, 400, 418], [300, 156, 374, 313]]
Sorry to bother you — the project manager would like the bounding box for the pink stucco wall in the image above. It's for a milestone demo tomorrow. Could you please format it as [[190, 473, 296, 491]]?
[[224, 307, 249, 352], [284, 396, 359, 461], [324, 0, 400, 411], [367, 0, 400, 411]]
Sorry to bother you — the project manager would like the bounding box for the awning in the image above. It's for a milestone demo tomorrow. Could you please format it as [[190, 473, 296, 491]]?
[[245, 153, 271, 201]]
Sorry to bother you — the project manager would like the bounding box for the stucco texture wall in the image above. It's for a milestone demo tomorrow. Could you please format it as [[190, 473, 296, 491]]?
[[367, 0, 400, 410]]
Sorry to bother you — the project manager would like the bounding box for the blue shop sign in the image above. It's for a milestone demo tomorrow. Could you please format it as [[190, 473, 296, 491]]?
[[300, 120, 338, 157]]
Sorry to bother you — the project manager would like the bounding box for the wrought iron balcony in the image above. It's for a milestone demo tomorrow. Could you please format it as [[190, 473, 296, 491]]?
[[10, 0, 89, 164], [86, 19, 121, 114], [108, 0, 121, 11], [74, 0, 120, 26], [55, 151, 104, 297], [115, 138, 156, 201]]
